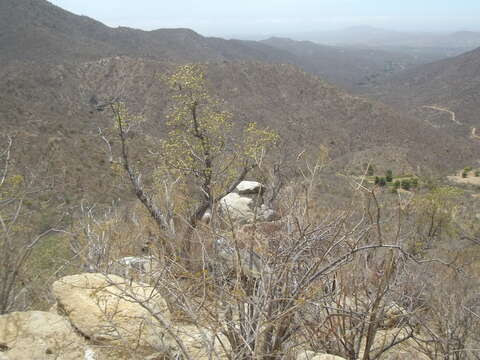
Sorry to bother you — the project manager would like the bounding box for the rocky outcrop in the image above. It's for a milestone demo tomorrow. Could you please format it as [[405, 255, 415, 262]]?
[[0, 311, 86, 360], [49, 273, 229, 359], [0, 271, 424, 360], [219, 181, 277, 223], [51, 273, 172, 355]]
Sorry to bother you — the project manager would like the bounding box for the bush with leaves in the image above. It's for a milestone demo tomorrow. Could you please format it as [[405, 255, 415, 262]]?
[[393, 180, 401, 190], [401, 179, 411, 190], [411, 185, 462, 250], [386, 169, 393, 183]]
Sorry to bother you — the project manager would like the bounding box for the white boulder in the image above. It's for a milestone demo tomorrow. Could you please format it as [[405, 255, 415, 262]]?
[[219, 181, 276, 223], [220, 192, 256, 222], [235, 181, 265, 195]]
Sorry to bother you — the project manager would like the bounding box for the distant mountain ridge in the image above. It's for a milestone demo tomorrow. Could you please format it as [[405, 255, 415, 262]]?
[[282, 26, 480, 61], [0, 0, 441, 90], [293, 26, 480, 49], [261, 37, 422, 89], [0, 0, 301, 65]]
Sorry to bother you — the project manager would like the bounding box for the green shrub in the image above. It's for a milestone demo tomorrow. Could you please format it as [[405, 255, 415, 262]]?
[[401, 179, 411, 190], [378, 177, 387, 187], [393, 180, 401, 190], [386, 169, 393, 183]]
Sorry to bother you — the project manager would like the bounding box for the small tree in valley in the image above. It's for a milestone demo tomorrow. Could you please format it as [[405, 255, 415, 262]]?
[[385, 169, 393, 183]]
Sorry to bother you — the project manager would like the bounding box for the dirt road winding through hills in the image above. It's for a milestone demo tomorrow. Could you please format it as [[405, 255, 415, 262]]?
[[422, 106, 480, 144], [422, 105, 462, 125]]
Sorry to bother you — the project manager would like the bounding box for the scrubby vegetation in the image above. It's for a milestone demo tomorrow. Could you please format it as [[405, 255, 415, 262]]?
[[1, 66, 480, 359]]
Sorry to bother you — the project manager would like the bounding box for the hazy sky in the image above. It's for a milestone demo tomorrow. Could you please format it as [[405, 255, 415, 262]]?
[[48, 0, 480, 37]]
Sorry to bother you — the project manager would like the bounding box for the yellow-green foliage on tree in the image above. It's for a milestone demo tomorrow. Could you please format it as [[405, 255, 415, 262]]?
[[107, 64, 278, 232], [159, 64, 278, 214], [0, 174, 24, 201], [412, 185, 462, 250]]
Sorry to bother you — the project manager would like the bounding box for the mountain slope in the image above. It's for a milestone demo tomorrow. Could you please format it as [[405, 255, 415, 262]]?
[[1, 58, 477, 185], [368, 46, 480, 140], [0, 0, 301, 65], [1, 0, 478, 203]]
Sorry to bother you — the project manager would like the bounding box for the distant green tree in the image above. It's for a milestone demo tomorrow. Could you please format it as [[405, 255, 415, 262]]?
[[462, 171, 468, 178], [401, 179, 411, 190], [386, 169, 393, 183], [393, 180, 401, 191], [374, 176, 380, 185], [378, 177, 387, 187], [475, 170, 480, 177], [413, 185, 462, 248]]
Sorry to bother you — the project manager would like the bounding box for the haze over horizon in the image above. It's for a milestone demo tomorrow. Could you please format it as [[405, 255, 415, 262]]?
[[48, 0, 480, 38]]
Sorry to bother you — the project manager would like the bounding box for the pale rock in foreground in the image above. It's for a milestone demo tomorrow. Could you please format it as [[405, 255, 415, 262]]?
[[0, 311, 86, 360], [51, 273, 172, 355]]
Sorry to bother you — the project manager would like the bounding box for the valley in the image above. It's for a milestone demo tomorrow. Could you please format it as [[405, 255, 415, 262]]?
[[0, 1, 479, 359]]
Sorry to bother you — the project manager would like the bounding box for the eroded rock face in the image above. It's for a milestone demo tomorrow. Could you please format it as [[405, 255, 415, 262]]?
[[51, 273, 172, 354], [0, 311, 86, 360], [1, 272, 230, 360], [219, 181, 276, 223]]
